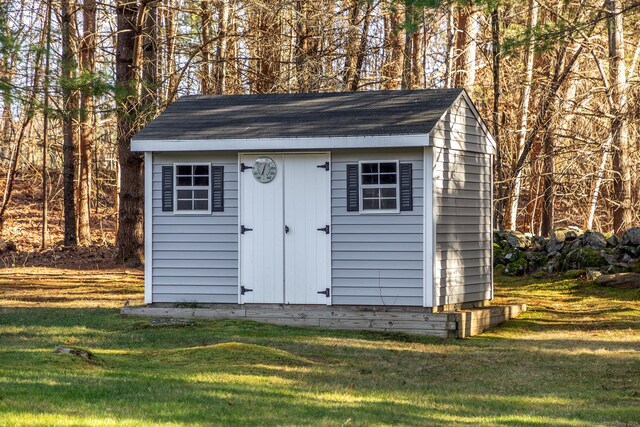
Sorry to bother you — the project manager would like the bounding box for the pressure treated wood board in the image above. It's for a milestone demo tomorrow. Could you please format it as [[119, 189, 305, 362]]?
[[121, 303, 526, 339]]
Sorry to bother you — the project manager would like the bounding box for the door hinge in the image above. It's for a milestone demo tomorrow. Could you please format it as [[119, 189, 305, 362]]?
[[317, 288, 330, 297], [240, 225, 253, 234], [317, 225, 330, 234], [241, 286, 253, 295], [240, 163, 253, 172], [316, 162, 330, 171]]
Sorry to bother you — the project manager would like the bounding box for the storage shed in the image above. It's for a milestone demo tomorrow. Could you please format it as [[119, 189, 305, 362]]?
[[131, 89, 496, 317]]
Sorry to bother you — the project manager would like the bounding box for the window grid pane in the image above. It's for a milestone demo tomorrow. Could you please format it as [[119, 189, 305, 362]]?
[[360, 161, 399, 211], [175, 164, 210, 212]]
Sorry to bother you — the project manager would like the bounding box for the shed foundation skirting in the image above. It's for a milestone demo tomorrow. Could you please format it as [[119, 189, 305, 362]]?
[[121, 303, 526, 339]]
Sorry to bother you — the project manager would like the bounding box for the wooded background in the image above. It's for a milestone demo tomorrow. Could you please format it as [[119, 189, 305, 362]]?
[[0, 0, 638, 263]]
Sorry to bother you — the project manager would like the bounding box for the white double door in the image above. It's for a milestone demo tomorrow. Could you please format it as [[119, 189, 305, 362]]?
[[240, 153, 330, 305]]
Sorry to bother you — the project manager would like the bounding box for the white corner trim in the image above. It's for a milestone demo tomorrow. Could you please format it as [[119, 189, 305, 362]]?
[[144, 152, 153, 304], [423, 143, 434, 308], [325, 152, 332, 306], [490, 153, 495, 301], [131, 134, 429, 152], [237, 154, 243, 304]]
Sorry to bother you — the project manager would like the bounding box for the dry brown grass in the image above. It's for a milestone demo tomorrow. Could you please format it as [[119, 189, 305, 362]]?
[[0, 267, 143, 308]]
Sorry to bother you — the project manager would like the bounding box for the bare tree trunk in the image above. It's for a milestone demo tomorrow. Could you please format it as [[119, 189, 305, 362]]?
[[254, 1, 282, 94], [294, 0, 309, 92], [350, 2, 372, 91], [61, 0, 79, 246], [444, 1, 455, 89], [214, 0, 230, 94], [453, 4, 479, 93], [607, 0, 631, 234], [464, 7, 479, 94], [342, 0, 360, 89], [401, 3, 414, 90], [199, 0, 212, 94], [382, 1, 403, 90], [411, 27, 422, 88], [163, 0, 178, 102], [294, 1, 321, 93], [586, 135, 612, 230], [491, 7, 505, 230], [0, 3, 15, 166], [509, 0, 538, 230], [116, 0, 145, 264], [540, 102, 558, 237], [77, 0, 96, 245], [142, 1, 158, 109], [42, 0, 52, 248]]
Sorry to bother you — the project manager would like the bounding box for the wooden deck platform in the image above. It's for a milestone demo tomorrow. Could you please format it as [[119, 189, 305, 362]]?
[[121, 303, 526, 338]]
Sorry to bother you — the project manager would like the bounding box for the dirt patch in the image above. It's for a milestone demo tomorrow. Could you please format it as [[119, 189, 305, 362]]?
[[55, 346, 101, 364]]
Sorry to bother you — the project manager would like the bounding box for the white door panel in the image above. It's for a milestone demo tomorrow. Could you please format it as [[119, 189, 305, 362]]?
[[240, 153, 330, 305], [284, 154, 331, 305], [239, 154, 284, 303]]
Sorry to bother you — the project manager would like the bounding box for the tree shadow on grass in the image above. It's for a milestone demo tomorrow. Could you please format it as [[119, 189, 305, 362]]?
[[1, 307, 639, 425]]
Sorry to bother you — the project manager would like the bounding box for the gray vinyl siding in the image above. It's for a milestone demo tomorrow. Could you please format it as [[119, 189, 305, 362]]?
[[331, 149, 424, 306], [431, 96, 493, 306], [151, 152, 238, 303]]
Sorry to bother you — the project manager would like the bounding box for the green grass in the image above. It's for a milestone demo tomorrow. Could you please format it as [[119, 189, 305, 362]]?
[[0, 273, 639, 426]]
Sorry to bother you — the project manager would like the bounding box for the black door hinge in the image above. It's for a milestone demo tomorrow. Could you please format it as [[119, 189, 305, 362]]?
[[240, 225, 253, 234], [240, 163, 253, 172], [317, 288, 330, 297], [317, 225, 330, 234], [241, 286, 253, 295], [316, 162, 330, 171]]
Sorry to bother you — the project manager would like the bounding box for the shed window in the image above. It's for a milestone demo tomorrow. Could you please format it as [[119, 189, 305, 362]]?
[[359, 161, 399, 212], [175, 164, 210, 211]]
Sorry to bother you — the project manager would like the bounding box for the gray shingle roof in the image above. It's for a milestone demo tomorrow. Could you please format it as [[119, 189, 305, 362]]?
[[132, 89, 464, 141]]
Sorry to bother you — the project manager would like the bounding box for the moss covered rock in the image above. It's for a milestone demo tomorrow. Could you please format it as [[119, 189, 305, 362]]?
[[496, 230, 529, 249], [562, 269, 586, 279], [526, 251, 549, 269], [563, 247, 607, 270], [504, 258, 527, 276]]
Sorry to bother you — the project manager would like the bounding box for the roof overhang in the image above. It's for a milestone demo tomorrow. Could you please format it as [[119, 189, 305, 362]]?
[[131, 134, 430, 152]]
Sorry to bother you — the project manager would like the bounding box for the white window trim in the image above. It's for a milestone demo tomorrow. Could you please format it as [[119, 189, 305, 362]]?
[[358, 160, 400, 214], [173, 162, 211, 214]]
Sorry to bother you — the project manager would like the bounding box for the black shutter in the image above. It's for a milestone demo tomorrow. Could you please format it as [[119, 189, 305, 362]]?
[[399, 163, 413, 211], [161, 166, 173, 212], [346, 163, 359, 212], [211, 165, 224, 212]]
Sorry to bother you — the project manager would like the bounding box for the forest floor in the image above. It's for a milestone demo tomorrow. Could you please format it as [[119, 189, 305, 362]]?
[[0, 270, 638, 425], [1, 174, 124, 270]]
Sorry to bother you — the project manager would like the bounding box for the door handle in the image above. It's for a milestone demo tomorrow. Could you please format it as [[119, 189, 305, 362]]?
[[285, 225, 290, 234], [317, 225, 330, 234]]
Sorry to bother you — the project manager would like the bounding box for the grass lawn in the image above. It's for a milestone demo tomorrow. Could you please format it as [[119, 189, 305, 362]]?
[[0, 268, 639, 426]]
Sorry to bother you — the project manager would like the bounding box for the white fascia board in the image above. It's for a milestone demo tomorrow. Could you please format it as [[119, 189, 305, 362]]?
[[131, 134, 429, 152]]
